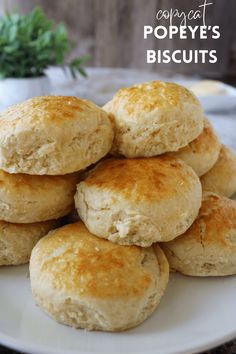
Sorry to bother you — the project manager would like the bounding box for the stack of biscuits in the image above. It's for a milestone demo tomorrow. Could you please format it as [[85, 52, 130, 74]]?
[[0, 96, 112, 266], [0, 82, 235, 332]]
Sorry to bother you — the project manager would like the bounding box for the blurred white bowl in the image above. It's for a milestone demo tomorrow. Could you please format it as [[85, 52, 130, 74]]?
[[189, 80, 236, 113], [0, 76, 51, 107]]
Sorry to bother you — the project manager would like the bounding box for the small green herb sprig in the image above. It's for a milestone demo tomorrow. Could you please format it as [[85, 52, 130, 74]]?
[[0, 7, 90, 79]]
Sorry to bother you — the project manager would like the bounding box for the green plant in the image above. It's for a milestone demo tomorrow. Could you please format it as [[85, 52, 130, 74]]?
[[0, 7, 90, 79]]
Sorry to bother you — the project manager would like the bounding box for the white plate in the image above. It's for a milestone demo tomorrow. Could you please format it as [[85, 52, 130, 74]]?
[[1, 265, 236, 354]]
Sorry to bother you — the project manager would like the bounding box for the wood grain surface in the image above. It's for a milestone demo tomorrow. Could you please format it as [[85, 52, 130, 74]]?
[[1, 0, 236, 78]]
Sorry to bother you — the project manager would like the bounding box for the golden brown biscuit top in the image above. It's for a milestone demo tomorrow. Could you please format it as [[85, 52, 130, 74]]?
[[200, 145, 236, 182], [218, 145, 236, 163], [178, 193, 236, 246], [0, 96, 105, 125], [179, 118, 218, 154], [83, 157, 197, 202], [113, 81, 199, 114], [33, 222, 153, 299], [0, 169, 79, 193]]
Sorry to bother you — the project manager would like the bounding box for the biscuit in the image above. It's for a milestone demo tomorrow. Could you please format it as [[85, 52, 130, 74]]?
[[161, 193, 236, 276], [103, 81, 204, 157], [0, 96, 114, 175], [75, 157, 202, 247], [30, 222, 169, 331], [201, 145, 236, 197], [170, 118, 220, 176], [0, 170, 80, 223], [0, 219, 59, 266]]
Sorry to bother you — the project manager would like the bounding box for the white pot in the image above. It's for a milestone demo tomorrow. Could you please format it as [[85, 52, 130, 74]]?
[[0, 76, 51, 107]]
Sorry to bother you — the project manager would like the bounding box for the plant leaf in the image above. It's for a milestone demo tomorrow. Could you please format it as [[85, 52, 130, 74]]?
[[0, 7, 90, 78]]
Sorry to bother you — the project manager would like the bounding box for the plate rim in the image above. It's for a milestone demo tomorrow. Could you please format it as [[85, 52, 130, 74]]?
[[0, 324, 236, 354]]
